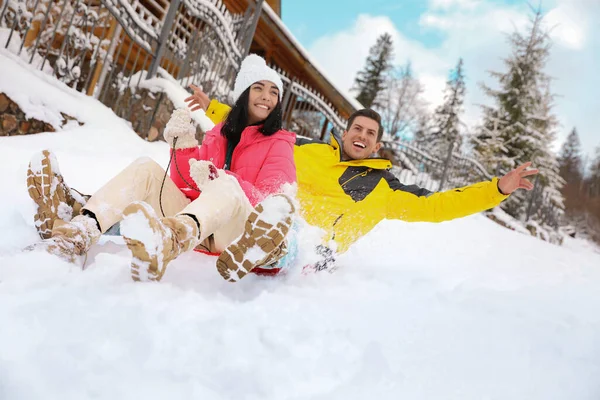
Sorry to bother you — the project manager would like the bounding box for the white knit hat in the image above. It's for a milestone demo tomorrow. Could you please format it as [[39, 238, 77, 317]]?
[[232, 54, 284, 102]]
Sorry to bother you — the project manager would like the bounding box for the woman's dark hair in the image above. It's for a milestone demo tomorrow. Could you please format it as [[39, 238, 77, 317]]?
[[221, 86, 283, 145]]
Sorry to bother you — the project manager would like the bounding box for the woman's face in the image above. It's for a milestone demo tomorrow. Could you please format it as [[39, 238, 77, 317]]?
[[247, 80, 279, 124]]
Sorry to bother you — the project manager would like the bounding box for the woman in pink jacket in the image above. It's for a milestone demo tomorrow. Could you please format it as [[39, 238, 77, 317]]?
[[26, 54, 297, 283]]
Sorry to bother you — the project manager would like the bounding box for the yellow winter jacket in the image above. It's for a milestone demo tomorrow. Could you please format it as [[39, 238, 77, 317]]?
[[206, 100, 509, 253]]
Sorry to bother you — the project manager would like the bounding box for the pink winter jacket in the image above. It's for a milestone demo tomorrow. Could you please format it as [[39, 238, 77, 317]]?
[[170, 123, 296, 205]]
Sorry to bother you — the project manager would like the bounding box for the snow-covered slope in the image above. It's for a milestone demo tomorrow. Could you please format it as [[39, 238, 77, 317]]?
[[1, 49, 600, 400]]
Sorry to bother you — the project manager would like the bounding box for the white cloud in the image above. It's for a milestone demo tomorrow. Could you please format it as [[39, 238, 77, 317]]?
[[418, 73, 447, 109], [309, 14, 399, 100], [309, 14, 449, 111], [307, 0, 600, 157], [420, 4, 529, 36], [545, 3, 587, 50]]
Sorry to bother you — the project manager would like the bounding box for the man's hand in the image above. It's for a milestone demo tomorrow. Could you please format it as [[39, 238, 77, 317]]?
[[498, 162, 539, 195], [185, 84, 210, 112]]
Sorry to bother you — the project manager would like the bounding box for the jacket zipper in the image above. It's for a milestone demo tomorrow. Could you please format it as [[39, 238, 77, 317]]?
[[341, 168, 372, 187]]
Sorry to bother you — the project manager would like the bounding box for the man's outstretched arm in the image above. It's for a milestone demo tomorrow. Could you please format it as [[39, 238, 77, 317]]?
[[386, 162, 538, 223]]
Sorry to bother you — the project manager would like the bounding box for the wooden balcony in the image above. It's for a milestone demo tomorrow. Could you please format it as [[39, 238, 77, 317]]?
[[133, 0, 357, 119], [221, 0, 358, 119]]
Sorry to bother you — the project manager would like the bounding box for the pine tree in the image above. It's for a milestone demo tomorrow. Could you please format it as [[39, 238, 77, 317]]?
[[557, 128, 585, 233], [353, 33, 394, 108], [425, 58, 466, 159], [470, 9, 564, 219], [413, 112, 433, 148], [558, 128, 583, 184], [582, 146, 600, 243], [588, 146, 600, 198]]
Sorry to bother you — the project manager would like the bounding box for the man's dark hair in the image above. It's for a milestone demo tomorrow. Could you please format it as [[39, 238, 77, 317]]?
[[346, 109, 384, 141], [222, 86, 283, 145]]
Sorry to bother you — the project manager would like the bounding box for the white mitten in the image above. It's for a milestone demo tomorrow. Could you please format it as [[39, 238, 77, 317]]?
[[163, 108, 198, 149], [189, 159, 220, 190]]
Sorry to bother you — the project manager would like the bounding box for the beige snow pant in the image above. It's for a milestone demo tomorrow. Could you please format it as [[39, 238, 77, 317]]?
[[82, 157, 254, 253]]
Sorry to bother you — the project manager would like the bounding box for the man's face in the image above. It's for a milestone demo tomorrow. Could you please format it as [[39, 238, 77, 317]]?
[[341, 116, 382, 160]]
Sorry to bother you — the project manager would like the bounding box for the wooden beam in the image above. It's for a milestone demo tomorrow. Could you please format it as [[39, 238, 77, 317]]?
[[265, 0, 280, 16]]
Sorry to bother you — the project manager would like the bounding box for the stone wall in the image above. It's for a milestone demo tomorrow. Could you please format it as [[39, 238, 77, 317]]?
[[1, 86, 202, 143], [0, 92, 82, 136]]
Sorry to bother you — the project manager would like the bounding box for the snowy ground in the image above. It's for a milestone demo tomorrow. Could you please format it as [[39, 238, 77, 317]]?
[[2, 49, 600, 400]]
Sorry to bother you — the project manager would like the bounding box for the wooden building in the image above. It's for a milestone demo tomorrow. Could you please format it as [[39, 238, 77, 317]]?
[[131, 0, 360, 119], [221, 0, 360, 119]]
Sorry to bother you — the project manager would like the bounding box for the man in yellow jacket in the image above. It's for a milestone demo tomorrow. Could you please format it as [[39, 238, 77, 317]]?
[[186, 85, 538, 271]]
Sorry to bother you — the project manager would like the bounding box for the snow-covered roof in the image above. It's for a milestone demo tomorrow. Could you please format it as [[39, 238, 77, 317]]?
[[261, 3, 364, 112]]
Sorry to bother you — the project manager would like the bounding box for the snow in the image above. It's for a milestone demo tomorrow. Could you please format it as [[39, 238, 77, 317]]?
[[2, 47, 600, 399], [259, 195, 293, 226], [69, 188, 87, 205], [245, 244, 267, 264], [487, 207, 531, 235], [0, 26, 54, 69], [120, 205, 160, 258], [28, 150, 53, 174], [56, 202, 73, 221]]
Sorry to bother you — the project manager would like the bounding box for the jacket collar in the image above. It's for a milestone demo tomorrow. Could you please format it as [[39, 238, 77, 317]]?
[[329, 132, 392, 170]]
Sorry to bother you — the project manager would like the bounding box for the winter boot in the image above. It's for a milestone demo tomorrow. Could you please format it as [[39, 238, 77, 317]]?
[[27, 150, 90, 239], [121, 201, 200, 282], [25, 215, 101, 264], [216, 194, 295, 282]]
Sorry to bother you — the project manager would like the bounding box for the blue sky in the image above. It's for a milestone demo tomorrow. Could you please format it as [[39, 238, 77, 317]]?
[[281, 0, 600, 162], [283, 0, 439, 47]]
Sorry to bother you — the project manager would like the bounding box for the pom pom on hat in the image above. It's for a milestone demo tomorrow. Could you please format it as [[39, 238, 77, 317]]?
[[232, 54, 284, 102]]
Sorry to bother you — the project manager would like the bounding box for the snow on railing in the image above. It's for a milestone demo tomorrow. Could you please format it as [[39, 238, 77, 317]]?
[[381, 136, 496, 192], [180, 0, 243, 64], [289, 81, 347, 132], [129, 0, 164, 32], [103, 0, 160, 43]]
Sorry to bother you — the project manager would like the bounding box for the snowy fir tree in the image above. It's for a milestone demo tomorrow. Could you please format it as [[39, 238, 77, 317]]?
[[557, 128, 586, 231], [470, 9, 564, 219], [588, 146, 600, 198], [413, 112, 433, 148], [352, 33, 394, 108], [424, 58, 466, 160], [578, 145, 600, 242], [558, 128, 583, 185], [378, 61, 428, 140]]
